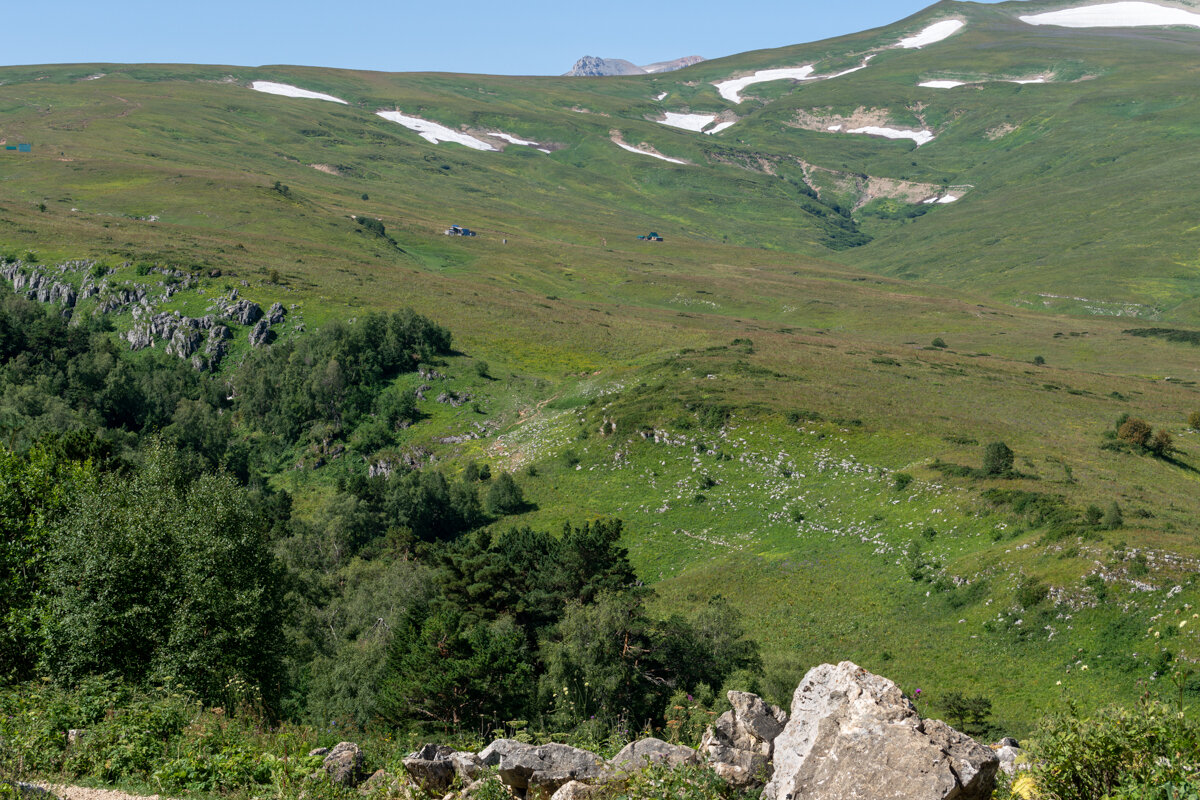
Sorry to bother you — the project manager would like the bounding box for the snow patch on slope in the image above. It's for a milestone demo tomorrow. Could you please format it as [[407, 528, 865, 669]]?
[[659, 112, 718, 132], [846, 126, 935, 146], [611, 133, 687, 164], [250, 81, 347, 104], [897, 19, 965, 48], [706, 120, 737, 134], [1019, 2, 1200, 29], [376, 111, 496, 150], [715, 66, 816, 103], [920, 80, 967, 88]]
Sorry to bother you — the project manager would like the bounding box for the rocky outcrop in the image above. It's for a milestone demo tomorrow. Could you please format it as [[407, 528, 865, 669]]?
[[699, 690, 788, 787], [611, 738, 699, 773], [268, 301, 287, 324], [763, 661, 998, 800], [216, 297, 263, 326], [323, 741, 366, 787], [565, 55, 704, 76], [249, 317, 274, 347]]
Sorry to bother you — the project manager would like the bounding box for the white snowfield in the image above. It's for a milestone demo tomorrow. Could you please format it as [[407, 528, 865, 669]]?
[[250, 81, 347, 104], [613, 140, 686, 164], [706, 120, 737, 134], [715, 66, 816, 103], [897, 19, 965, 48], [924, 194, 960, 204], [920, 76, 1047, 88], [655, 92, 669, 101], [846, 126, 936, 146], [376, 111, 497, 151], [1020, 1, 1200, 28], [659, 112, 718, 132]]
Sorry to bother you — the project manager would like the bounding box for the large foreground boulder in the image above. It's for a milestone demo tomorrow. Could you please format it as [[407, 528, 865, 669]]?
[[403, 744, 457, 791], [699, 690, 788, 787], [763, 662, 998, 800], [482, 740, 608, 798]]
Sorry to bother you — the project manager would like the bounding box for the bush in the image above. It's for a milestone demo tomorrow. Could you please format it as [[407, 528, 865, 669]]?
[[1024, 699, 1200, 800], [1189, 411, 1200, 430], [475, 360, 490, 378], [1149, 429, 1175, 458], [931, 337, 947, 349], [893, 472, 914, 491], [1033, 355, 1046, 365], [1104, 501, 1123, 530], [983, 441, 1015, 476], [1016, 575, 1049, 609], [1118, 417, 1153, 449]]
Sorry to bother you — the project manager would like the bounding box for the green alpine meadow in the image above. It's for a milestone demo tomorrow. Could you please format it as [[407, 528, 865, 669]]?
[[1, 1, 1199, 798]]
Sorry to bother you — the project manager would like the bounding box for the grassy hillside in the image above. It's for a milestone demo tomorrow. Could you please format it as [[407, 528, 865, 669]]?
[[2, 0, 1200, 735]]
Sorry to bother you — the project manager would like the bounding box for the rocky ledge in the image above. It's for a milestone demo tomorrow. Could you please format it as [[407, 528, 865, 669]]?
[[317, 662, 1015, 800]]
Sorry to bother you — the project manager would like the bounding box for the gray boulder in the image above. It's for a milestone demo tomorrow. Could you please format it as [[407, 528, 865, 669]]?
[[549, 781, 606, 800], [323, 741, 366, 787], [166, 327, 204, 359], [763, 661, 998, 800], [402, 744, 457, 791], [611, 738, 699, 773], [269, 302, 287, 324], [699, 690, 788, 787], [993, 740, 1023, 778], [451, 751, 484, 782], [479, 738, 530, 766], [489, 741, 608, 798]]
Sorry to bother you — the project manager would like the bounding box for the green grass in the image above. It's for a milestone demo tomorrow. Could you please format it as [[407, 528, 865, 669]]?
[[4, 0, 1200, 736]]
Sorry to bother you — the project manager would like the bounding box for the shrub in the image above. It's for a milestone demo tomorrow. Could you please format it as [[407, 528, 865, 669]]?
[[1084, 505, 1104, 526], [475, 360, 490, 378], [1118, 417, 1153, 449], [1024, 699, 1200, 800], [893, 472, 914, 491], [1149, 429, 1175, 458], [1189, 411, 1200, 430], [1016, 575, 1049, 609], [1033, 355, 1046, 365], [931, 337, 947, 348], [1104, 501, 1123, 530], [983, 441, 1015, 476]]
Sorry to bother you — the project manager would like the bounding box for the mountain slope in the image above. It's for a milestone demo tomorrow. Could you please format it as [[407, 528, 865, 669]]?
[[4, 0, 1200, 732]]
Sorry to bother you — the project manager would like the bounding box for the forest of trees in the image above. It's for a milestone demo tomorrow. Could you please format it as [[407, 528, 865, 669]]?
[[0, 287, 762, 736]]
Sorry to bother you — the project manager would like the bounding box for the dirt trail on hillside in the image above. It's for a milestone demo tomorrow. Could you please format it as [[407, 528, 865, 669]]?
[[37, 784, 171, 800]]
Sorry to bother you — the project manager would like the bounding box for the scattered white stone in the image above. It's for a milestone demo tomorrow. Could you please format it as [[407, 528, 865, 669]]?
[[897, 19, 965, 49], [376, 111, 497, 150], [846, 126, 935, 146], [1020, 2, 1200, 29], [828, 124, 843, 131], [613, 139, 687, 164], [250, 81, 347, 104], [658, 112, 718, 132], [919, 80, 967, 88], [706, 120, 737, 134]]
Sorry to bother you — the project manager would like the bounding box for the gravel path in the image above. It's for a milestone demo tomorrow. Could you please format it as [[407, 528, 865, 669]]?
[[37, 785, 170, 800]]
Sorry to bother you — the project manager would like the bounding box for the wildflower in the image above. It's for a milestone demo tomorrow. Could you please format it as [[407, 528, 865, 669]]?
[[1056, 680, 1062, 685], [1081, 665, 1089, 671]]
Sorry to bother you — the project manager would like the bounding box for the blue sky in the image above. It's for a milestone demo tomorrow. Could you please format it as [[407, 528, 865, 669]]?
[[8, 1, 1014, 75]]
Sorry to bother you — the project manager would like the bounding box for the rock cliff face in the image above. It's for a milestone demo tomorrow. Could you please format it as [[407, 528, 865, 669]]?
[[564, 55, 704, 76]]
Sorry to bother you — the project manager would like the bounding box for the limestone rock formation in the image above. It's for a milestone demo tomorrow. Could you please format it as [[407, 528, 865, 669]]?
[[699, 690, 788, 787], [483, 740, 608, 798], [763, 661, 998, 800]]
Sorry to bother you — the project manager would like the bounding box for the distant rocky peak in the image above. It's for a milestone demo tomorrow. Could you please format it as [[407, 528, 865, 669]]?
[[565, 54, 705, 77]]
